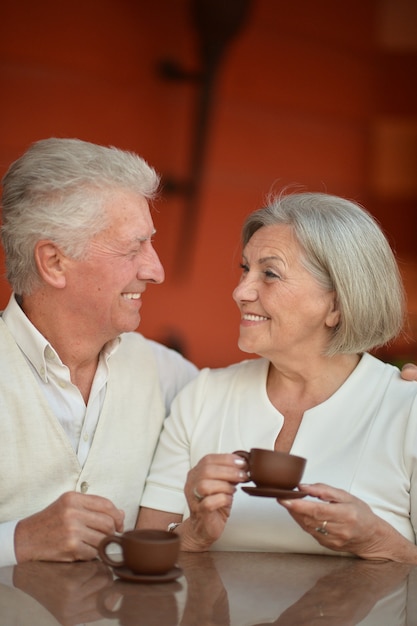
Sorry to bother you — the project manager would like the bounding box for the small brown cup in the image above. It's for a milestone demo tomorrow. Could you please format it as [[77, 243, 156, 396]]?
[[234, 448, 306, 489], [98, 529, 180, 575]]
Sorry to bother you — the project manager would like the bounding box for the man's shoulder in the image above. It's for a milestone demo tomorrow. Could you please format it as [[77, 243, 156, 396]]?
[[119, 332, 198, 382], [121, 334, 196, 367], [115, 331, 152, 359], [194, 357, 266, 389]]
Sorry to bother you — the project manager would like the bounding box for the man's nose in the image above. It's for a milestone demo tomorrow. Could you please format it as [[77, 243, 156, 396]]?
[[139, 246, 165, 284]]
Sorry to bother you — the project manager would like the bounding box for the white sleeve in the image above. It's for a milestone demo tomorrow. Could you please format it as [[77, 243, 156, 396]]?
[[406, 395, 417, 543], [140, 369, 211, 515], [0, 520, 19, 567]]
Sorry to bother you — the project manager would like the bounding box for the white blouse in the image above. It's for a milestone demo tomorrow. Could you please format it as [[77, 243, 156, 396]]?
[[142, 353, 417, 554]]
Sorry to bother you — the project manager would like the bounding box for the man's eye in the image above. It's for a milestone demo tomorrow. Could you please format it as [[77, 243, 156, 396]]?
[[239, 263, 249, 273]]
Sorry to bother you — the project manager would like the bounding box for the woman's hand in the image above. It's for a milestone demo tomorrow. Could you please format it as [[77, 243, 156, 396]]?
[[180, 453, 248, 551], [279, 483, 417, 563]]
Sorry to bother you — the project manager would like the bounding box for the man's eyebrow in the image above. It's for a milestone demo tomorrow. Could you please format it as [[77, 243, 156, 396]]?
[[131, 230, 157, 244]]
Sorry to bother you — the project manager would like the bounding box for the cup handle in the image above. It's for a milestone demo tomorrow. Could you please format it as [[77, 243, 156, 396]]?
[[233, 450, 250, 462], [98, 534, 125, 568]]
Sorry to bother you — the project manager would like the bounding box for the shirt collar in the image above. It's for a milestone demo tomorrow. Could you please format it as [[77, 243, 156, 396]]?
[[2, 293, 121, 382]]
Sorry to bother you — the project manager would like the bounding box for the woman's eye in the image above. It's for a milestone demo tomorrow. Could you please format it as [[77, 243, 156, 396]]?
[[239, 263, 249, 273], [264, 269, 280, 279]]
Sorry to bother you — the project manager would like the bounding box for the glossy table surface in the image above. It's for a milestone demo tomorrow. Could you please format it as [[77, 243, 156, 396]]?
[[0, 551, 416, 625]]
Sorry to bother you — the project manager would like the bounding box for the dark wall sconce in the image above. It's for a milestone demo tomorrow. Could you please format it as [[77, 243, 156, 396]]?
[[157, 0, 253, 276]]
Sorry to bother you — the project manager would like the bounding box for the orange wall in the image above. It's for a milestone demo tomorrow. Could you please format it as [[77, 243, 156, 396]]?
[[1, 0, 416, 367]]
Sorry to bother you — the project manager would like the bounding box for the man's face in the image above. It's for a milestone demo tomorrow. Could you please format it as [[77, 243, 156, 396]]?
[[63, 189, 165, 342]]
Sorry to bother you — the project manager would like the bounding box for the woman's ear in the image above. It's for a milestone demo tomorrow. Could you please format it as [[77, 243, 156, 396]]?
[[34, 241, 67, 288], [325, 293, 341, 329]]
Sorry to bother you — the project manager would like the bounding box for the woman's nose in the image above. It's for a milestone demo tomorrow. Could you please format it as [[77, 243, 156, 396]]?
[[232, 277, 257, 303]]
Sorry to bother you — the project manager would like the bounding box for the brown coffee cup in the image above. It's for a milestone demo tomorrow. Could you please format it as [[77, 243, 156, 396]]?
[[98, 529, 180, 575], [234, 448, 306, 489]]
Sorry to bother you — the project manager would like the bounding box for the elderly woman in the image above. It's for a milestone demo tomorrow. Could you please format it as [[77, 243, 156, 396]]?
[[138, 192, 417, 562]]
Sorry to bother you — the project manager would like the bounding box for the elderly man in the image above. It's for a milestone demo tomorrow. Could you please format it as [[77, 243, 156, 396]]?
[[0, 138, 198, 566]]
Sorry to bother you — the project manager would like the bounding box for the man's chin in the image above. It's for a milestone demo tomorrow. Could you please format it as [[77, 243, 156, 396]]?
[[120, 314, 141, 334]]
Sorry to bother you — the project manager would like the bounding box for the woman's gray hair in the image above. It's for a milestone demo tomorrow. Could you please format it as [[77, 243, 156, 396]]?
[[1, 137, 160, 295], [241, 191, 405, 355]]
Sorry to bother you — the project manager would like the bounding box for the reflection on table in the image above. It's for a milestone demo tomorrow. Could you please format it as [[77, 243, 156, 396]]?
[[0, 551, 416, 625]]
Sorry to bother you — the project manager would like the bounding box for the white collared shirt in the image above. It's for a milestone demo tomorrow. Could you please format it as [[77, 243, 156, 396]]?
[[2, 294, 119, 466]]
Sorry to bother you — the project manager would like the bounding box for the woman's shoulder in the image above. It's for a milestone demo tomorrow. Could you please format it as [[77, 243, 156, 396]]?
[[360, 352, 417, 399], [362, 352, 412, 378]]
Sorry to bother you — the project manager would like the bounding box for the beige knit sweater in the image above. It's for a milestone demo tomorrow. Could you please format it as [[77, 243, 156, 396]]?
[[0, 321, 165, 529]]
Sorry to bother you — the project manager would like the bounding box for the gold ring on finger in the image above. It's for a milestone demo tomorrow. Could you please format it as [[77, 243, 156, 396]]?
[[315, 520, 328, 535], [193, 486, 205, 502]]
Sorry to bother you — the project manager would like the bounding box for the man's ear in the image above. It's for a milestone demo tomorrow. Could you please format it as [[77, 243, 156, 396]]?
[[34, 241, 67, 288]]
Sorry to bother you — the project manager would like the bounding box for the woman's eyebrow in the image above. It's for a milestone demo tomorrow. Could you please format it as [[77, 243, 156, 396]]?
[[259, 255, 284, 264]]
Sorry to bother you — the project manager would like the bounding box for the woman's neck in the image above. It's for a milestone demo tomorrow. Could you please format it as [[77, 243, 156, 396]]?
[[267, 353, 361, 452]]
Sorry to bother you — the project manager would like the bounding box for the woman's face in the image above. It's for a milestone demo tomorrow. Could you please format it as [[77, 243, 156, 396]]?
[[232, 224, 340, 364]]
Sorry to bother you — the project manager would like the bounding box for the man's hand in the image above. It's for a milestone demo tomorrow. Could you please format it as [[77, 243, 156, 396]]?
[[14, 491, 125, 563], [13, 559, 114, 624], [400, 363, 417, 381]]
